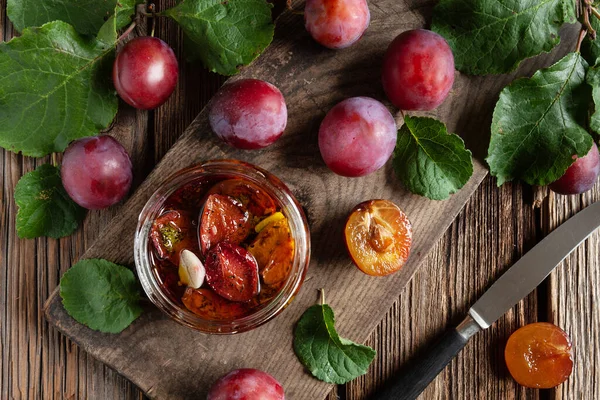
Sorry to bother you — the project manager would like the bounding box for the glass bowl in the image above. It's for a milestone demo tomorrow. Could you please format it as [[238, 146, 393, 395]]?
[[134, 159, 310, 334]]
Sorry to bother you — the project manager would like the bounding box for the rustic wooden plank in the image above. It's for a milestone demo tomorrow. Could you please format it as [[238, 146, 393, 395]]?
[[543, 189, 600, 400]]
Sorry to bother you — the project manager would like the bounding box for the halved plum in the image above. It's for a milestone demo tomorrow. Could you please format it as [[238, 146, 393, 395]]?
[[150, 209, 198, 265], [207, 179, 277, 218], [205, 242, 260, 302], [248, 218, 294, 285], [505, 322, 573, 388], [163, 178, 212, 211], [199, 194, 252, 255], [344, 199, 412, 276], [182, 287, 249, 320]]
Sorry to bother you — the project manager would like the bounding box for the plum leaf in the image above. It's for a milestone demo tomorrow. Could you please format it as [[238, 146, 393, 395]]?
[[393, 116, 473, 200], [163, 0, 274, 75], [487, 52, 593, 185], [432, 0, 576, 75], [0, 21, 117, 157]]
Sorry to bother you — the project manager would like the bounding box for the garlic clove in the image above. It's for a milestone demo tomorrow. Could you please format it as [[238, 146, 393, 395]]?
[[178, 249, 205, 289]]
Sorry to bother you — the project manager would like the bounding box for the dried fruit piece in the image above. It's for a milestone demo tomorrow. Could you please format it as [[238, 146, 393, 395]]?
[[207, 179, 277, 217], [204, 242, 260, 302], [344, 199, 412, 276], [255, 211, 286, 233], [198, 194, 252, 255], [505, 322, 573, 389], [150, 209, 198, 265], [182, 288, 248, 320], [248, 218, 294, 285], [163, 178, 211, 211], [178, 249, 206, 289]]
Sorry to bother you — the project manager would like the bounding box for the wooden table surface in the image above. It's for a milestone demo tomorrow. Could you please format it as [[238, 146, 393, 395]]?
[[2, 1, 599, 399]]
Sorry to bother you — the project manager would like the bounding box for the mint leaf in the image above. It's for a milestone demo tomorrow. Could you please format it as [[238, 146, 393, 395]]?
[[432, 0, 576, 75], [293, 300, 376, 384], [393, 116, 473, 200], [163, 0, 274, 75], [0, 21, 118, 157], [488, 52, 593, 186], [7, 0, 140, 36], [60, 259, 143, 333], [14, 164, 85, 239], [587, 66, 600, 135]]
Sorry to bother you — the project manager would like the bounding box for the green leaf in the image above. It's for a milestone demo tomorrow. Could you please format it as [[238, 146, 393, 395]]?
[[14, 164, 85, 239], [587, 66, 600, 135], [392, 116, 473, 200], [293, 302, 376, 384], [60, 259, 143, 333], [7, 0, 140, 36], [0, 21, 118, 157], [488, 52, 593, 186], [582, 14, 600, 67], [98, 0, 144, 45], [163, 0, 274, 75], [432, 0, 576, 75]]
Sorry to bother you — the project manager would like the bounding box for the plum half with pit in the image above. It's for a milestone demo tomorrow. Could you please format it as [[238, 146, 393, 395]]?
[[345, 199, 412, 276]]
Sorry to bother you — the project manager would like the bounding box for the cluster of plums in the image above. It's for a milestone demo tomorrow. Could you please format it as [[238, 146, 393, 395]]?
[[60, 0, 598, 216], [204, 0, 457, 179]]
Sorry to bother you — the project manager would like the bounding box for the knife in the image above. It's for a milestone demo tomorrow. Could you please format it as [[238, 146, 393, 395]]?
[[375, 200, 600, 400]]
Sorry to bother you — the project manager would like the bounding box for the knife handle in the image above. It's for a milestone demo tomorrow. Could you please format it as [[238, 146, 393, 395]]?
[[374, 315, 480, 400]]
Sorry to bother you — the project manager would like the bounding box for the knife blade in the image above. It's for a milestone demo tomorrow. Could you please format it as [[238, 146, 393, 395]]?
[[375, 200, 600, 400]]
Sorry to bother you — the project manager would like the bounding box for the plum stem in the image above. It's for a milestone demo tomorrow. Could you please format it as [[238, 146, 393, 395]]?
[[319, 288, 325, 305], [582, 0, 597, 40], [149, 3, 156, 37], [286, 0, 304, 15], [117, 20, 137, 43], [576, 28, 588, 53]]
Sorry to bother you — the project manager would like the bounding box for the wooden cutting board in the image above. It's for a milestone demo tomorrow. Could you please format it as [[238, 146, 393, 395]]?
[[43, 1, 563, 398]]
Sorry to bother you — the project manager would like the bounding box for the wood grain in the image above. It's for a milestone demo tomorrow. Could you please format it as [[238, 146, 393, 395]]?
[[1, 1, 598, 400], [543, 191, 600, 400]]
